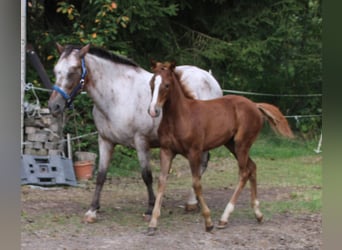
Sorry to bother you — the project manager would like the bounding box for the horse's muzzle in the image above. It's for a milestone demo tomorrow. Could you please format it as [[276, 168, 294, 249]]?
[[48, 98, 65, 117]]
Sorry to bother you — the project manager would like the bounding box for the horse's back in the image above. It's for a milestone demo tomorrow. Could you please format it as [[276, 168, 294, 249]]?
[[92, 62, 222, 149], [175, 65, 222, 99]]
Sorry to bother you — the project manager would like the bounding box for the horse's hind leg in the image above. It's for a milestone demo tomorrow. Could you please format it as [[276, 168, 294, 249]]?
[[84, 136, 114, 223], [248, 157, 263, 222], [134, 136, 155, 217], [185, 151, 210, 212]]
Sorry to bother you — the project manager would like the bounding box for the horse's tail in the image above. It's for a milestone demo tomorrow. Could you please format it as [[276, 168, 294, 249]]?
[[257, 103, 294, 138]]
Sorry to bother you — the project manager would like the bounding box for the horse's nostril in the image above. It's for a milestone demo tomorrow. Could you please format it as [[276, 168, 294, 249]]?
[[48, 103, 61, 114]]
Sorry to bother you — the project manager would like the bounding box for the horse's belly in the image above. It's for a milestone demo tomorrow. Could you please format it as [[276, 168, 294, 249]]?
[[94, 110, 160, 149]]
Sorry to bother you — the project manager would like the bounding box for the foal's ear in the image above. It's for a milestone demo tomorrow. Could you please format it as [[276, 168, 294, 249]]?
[[170, 61, 176, 71], [150, 59, 157, 71], [79, 44, 91, 58], [56, 43, 64, 54]]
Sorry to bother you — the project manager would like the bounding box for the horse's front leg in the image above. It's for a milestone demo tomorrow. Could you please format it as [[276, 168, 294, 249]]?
[[147, 148, 174, 236], [134, 136, 155, 217], [84, 136, 114, 223]]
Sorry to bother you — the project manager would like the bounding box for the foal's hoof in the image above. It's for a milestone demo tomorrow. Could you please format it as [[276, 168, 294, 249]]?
[[256, 214, 264, 223], [146, 227, 157, 236], [185, 203, 199, 213], [142, 213, 152, 222], [216, 220, 228, 229], [206, 225, 214, 232]]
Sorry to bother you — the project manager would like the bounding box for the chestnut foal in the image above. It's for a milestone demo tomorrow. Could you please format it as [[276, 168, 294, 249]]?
[[147, 61, 294, 235]]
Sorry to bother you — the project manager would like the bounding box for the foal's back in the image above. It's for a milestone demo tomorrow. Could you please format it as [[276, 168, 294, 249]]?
[[165, 94, 264, 152]]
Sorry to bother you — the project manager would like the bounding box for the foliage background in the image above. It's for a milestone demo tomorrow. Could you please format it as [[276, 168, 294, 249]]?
[[25, 0, 322, 169]]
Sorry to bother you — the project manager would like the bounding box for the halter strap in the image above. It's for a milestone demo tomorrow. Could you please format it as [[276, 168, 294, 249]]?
[[53, 57, 87, 109]]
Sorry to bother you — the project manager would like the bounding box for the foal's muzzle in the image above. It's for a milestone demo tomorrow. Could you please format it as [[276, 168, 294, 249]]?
[[148, 106, 161, 118]]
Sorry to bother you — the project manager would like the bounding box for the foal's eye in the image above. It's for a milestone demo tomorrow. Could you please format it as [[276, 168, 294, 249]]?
[[165, 83, 170, 89]]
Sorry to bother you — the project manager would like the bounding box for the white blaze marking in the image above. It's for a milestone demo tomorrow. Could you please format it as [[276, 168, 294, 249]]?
[[149, 75, 162, 117]]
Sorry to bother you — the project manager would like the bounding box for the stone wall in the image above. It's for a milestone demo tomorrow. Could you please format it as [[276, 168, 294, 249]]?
[[23, 108, 65, 156]]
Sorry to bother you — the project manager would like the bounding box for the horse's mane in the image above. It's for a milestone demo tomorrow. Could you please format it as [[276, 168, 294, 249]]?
[[172, 70, 196, 100], [63, 45, 139, 67]]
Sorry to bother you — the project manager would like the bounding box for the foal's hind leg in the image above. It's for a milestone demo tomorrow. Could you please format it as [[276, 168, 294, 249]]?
[[248, 157, 263, 222], [217, 142, 251, 228], [84, 136, 114, 223], [185, 151, 210, 212]]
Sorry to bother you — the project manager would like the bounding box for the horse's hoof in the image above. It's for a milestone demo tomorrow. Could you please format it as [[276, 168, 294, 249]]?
[[206, 224, 214, 232], [142, 213, 152, 222], [83, 210, 97, 223], [83, 216, 96, 224], [216, 220, 228, 229], [146, 227, 157, 236], [185, 203, 199, 213]]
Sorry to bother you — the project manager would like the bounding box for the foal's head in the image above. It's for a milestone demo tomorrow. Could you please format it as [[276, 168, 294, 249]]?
[[148, 61, 176, 118], [48, 43, 90, 116]]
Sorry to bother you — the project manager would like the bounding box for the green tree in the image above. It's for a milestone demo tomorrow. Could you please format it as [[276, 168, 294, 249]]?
[[26, 0, 322, 154]]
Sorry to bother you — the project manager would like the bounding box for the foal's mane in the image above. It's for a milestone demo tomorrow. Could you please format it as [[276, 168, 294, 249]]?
[[62, 45, 139, 67], [171, 68, 196, 100], [152, 61, 195, 100]]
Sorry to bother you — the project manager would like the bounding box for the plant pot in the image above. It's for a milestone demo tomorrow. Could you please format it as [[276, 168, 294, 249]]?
[[74, 160, 93, 180], [74, 151, 97, 163]]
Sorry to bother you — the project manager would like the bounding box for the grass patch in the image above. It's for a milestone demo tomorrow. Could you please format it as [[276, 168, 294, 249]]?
[[263, 192, 322, 216], [196, 131, 322, 217], [107, 145, 140, 177], [210, 129, 319, 160]]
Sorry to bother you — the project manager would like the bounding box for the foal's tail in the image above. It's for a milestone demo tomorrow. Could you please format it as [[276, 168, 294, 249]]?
[[257, 103, 294, 138]]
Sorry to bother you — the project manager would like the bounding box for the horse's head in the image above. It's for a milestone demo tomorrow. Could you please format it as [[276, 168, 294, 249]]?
[[48, 43, 90, 116], [148, 60, 176, 118]]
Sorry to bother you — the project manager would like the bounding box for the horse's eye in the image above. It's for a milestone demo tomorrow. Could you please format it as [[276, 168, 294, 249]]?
[[165, 84, 169, 89], [67, 72, 77, 78]]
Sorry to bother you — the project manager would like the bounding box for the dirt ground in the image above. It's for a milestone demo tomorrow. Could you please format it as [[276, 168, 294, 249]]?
[[21, 158, 322, 250]]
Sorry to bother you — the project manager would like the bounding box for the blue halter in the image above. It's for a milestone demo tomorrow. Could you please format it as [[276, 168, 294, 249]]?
[[53, 57, 87, 109]]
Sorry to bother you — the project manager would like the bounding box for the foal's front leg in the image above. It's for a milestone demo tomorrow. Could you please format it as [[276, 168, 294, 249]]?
[[185, 151, 210, 212], [147, 148, 174, 236], [188, 151, 214, 232]]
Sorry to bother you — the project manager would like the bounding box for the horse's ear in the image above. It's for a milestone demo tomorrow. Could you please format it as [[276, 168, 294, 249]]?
[[79, 44, 91, 58], [56, 43, 64, 54], [150, 59, 157, 71]]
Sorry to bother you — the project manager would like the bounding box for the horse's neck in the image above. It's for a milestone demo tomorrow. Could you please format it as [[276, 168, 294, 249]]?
[[84, 54, 149, 114]]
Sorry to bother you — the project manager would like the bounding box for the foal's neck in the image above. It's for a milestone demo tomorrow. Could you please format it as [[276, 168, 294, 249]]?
[[164, 72, 191, 117]]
